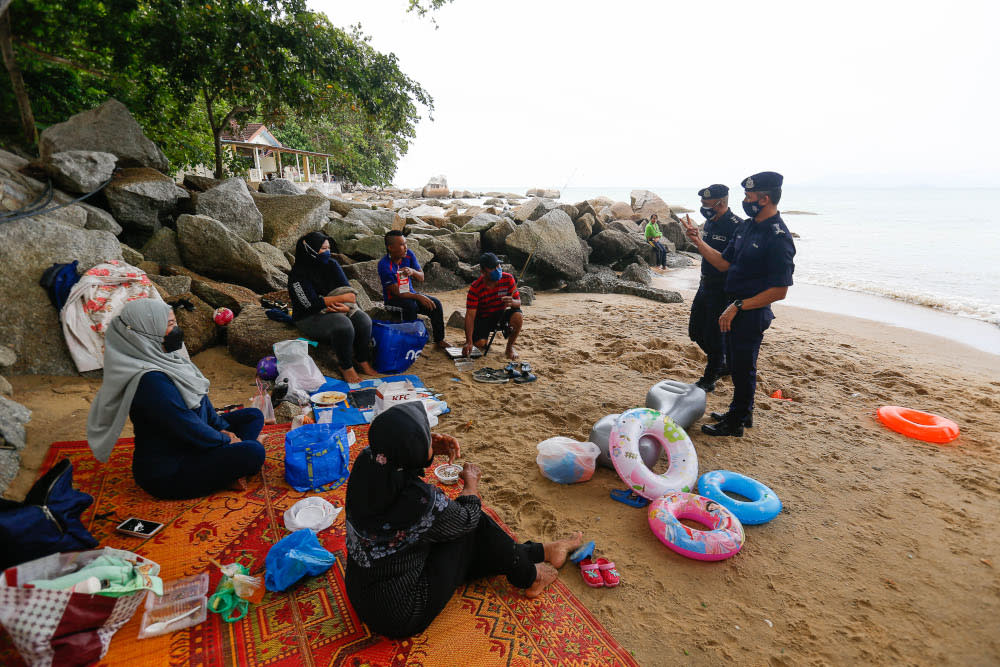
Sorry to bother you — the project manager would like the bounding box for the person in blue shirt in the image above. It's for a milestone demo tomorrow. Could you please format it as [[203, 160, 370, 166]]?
[[378, 230, 448, 349], [688, 184, 744, 392], [86, 299, 265, 499], [683, 171, 796, 437], [288, 231, 376, 383]]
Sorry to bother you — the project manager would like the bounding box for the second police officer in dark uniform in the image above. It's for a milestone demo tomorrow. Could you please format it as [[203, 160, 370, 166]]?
[[683, 172, 795, 437], [688, 184, 743, 392]]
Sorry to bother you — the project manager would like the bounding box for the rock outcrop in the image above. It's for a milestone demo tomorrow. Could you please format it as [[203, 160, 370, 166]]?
[[258, 178, 304, 196], [175, 214, 284, 292], [504, 210, 586, 280], [252, 192, 329, 253], [195, 178, 264, 243], [43, 151, 117, 194]]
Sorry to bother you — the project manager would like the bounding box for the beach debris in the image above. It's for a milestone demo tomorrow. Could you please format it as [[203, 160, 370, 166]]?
[[764, 619, 773, 628], [770, 390, 793, 401], [981, 558, 993, 568]]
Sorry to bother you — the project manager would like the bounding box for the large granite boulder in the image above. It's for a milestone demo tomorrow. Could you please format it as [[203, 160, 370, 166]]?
[[526, 187, 560, 198], [631, 189, 672, 222], [104, 167, 187, 240], [608, 219, 641, 234], [588, 229, 643, 266], [252, 192, 329, 253], [329, 197, 372, 217], [345, 208, 403, 235], [504, 210, 585, 281], [149, 274, 192, 296], [164, 292, 218, 355], [175, 214, 284, 292], [81, 203, 122, 234], [566, 273, 684, 303], [661, 218, 695, 252], [482, 216, 516, 252], [574, 200, 598, 220], [0, 220, 122, 375], [140, 227, 184, 266], [252, 242, 291, 273], [158, 267, 260, 314], [512, 197, 556, 223], [323, 219, 372, 249], [43, 151, 117, 194], [421, 175, 449, 198], [38, 99, 168, 171], [258, 178, 303, 195], [574, 212, 595, 239], [408, 204, 446, 220], [0, 396, 31, 494], [421, 262, 466, 292], [340, 235, 390, 261], [227, 305, 338, 370], [182, 174, 223, 192], [460, 213, 500, 234], [429, 232, 481, 264], [620, 262, 652, 285], [341, 260, 383, 300], [195, 178, 263, 243]]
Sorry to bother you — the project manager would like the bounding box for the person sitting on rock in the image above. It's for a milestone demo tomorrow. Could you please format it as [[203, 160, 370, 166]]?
[[86, 299, 265, 499], [288, 231, 376, 383], [378, 230, 448, 351], [644, 213, 669, 271], [344, 402, 582, 639], [461, 253, 523, 360]]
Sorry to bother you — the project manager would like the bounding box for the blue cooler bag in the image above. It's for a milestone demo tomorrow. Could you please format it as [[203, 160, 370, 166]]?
[[371, 319, 429, 374], [284, 423, 350, 492]]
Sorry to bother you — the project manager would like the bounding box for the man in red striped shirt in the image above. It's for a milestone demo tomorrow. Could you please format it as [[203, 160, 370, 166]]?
[[462, 253, 524, 360]]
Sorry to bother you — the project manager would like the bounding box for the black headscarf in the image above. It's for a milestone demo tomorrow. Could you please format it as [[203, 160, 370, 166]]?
[[344, 403, 449, 567], [289, 231, 349, 297]]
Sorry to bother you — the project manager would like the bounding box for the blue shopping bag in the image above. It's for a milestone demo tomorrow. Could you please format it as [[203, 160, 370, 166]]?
[[371, 319, 429, 374], [284, 423, 350, 492]]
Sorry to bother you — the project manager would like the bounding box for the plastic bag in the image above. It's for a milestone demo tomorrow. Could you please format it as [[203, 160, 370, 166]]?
[[371, 320, 428, 374], [250, 378, 276, 424], [283, 497, 341, 532], [274, 339, 325, 395], [535, 437, 601, 484], [264, 529, 336, 592], [284, 423, 350, 492]]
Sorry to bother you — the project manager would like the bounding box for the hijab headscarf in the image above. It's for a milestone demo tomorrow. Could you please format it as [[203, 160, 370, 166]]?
[[345, 402, 449, 567], [290, 232, 348, 297], [86, 299, 211, 462]]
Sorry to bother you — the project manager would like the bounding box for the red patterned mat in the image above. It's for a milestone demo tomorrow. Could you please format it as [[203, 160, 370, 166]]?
[[1, 425, 637, 666]]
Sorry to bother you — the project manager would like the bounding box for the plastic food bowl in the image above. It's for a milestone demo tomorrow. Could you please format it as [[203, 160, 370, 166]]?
[[434, 464, 462, 485], [311, 391, 347, 406]]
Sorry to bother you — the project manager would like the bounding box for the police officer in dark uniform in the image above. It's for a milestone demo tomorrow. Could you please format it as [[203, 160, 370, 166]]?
[[688, 184, 743, 392], [682, 172, 795, 437]]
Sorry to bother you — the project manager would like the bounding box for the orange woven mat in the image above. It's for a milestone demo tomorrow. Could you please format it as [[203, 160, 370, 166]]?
[[1, 424, 637, 666]]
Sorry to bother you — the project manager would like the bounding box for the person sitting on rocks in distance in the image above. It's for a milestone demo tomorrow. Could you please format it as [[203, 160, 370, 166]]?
[[344, 402, 583, 638], [644, 213, 669, 272], [288, 231, 377, 383], [86, 299, 265, 499], [462, 253, 524, 360], [378, 230, 449, 351]]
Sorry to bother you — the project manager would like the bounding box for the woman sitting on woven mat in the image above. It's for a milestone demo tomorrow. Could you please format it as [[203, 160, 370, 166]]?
[[86, 299, 265, 499], [344, 403, 583, 638], [288, 231, 376, 384]]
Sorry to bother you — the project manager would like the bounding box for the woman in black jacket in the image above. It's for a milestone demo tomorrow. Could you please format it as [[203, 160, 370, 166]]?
[[288, 232, 376, 383]]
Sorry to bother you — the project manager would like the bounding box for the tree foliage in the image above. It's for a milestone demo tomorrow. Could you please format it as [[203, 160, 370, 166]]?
[[0, 0, 442, 183]]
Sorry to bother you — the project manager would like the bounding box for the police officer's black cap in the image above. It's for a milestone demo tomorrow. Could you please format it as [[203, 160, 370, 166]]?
[[698, 184, 729, 199], [479, 252, 501, 269], [741, 172, 783, 192]]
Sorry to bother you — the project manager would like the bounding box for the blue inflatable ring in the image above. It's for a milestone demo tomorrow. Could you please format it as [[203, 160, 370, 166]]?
[[696, 470, 782, 525]]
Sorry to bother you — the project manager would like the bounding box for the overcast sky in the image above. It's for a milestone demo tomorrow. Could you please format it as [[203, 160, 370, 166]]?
[[312, 0, 999, 190]]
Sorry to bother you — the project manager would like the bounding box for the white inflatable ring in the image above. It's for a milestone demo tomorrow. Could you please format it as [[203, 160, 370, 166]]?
[[609, 408, 698, 500]]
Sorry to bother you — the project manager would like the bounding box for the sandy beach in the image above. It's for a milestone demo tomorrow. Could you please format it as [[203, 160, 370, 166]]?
[[7, 285, 1000, 665]]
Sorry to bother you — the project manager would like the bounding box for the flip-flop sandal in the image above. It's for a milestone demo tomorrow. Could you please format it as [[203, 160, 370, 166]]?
[[609, 488, 650, 508], [514, 373, 537, 384], [579, 557, 604, 588], [472, 368, 509, 384], [520, 362, 532, 373], [503, 362, 522, 379], [597, 558, 620, 587], [569, 540, 595, 564]]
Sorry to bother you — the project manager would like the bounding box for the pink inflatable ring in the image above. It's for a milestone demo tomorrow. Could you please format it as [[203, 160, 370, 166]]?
[[648, 492, 745, 561]]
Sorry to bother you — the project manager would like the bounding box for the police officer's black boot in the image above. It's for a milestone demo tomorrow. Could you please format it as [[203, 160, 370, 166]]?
[[701, 414, 745, 437], [695, 375, 717, 392], [709, 411, 753, 428]]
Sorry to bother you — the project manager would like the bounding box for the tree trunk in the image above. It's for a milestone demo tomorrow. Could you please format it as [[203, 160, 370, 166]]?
[[0, 9, 36, 144]]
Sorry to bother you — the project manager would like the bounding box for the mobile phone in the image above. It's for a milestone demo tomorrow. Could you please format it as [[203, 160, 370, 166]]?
[[116, 517, 165, 538]]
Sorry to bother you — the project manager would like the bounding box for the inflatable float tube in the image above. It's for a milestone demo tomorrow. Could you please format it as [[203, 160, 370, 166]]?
[[645, 380, 706, 431], [590, 413, 659, 470], [876, 406, 959, 444], [697, 470, 782, 525], [609, 408, 698, 499], [648, 492, 745, 561]]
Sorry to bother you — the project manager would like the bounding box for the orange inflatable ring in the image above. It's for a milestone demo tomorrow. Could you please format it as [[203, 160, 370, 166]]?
[[876, 406, 959, 444]]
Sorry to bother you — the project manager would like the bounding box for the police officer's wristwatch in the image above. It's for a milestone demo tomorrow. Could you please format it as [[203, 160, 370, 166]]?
[[733, 299, 744, 311]]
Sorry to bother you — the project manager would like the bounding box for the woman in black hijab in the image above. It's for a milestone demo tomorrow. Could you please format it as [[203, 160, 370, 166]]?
[[288, 232, 376, 383], [345, 403, 582, 638]]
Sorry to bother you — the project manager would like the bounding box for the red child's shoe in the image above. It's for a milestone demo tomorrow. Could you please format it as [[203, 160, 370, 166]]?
[[579, 557, 604, 588], [597, 558, 620, 587]]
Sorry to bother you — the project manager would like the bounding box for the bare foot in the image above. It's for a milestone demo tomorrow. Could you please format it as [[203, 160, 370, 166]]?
[[435, 340, 450, 350], [342, 367, 361, 383], [357, 362, 378, 376], [543, 531, 584, 569], [525, 563, 558, 599], [229, 476, 249, 491], [505, 345, 519, 361]]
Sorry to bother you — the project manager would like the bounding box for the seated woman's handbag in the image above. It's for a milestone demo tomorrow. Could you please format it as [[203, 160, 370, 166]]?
[[284, 423, 350, 492], [0, 459, 98, 571]]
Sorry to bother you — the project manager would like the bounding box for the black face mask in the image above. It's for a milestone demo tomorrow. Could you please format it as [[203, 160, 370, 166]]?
[[700, 206, 717, 221], [163, 327, 184, 353]]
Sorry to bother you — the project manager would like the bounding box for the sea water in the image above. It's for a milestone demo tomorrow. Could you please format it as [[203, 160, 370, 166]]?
[[473, 186, 1000, 354]]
